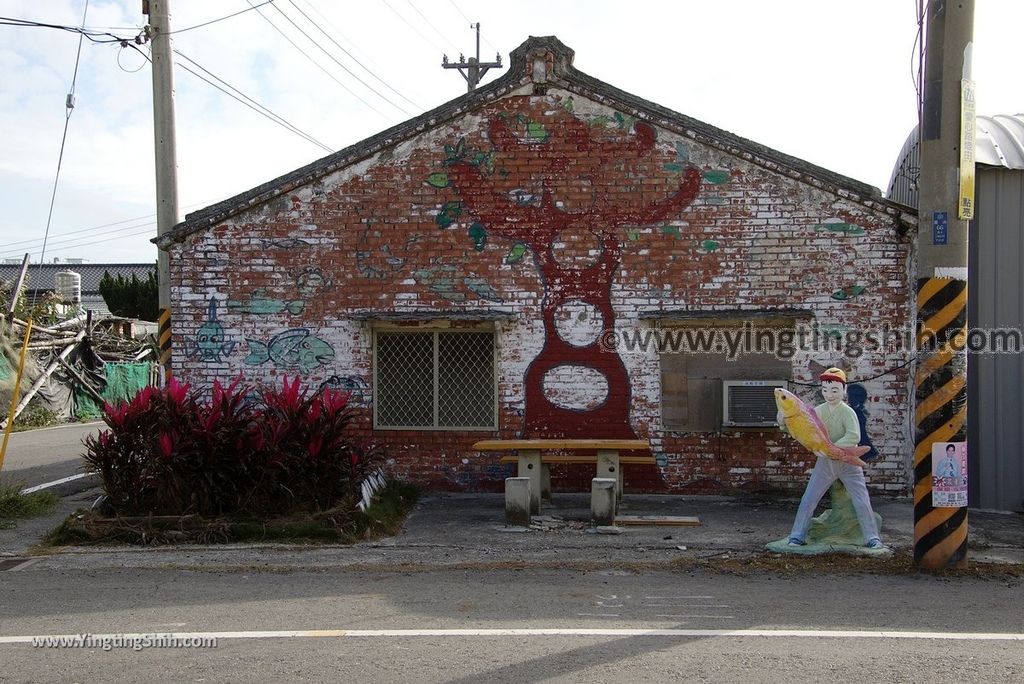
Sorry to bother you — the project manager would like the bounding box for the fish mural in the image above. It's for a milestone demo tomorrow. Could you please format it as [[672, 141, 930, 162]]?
[[227, 288, 305, 316], [774, 387, 870, 468], [184, 298, 236, 362], [244, 328, 335, 373], [260, 238, 311, 249]]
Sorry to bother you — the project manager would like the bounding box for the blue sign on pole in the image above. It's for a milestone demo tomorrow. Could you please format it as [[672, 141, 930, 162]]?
[[933, 211, 948, 245]]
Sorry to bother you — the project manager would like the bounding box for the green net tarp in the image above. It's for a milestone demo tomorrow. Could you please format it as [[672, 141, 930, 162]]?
[[0, 353, 11, 380], [75, 362, 153, 419]]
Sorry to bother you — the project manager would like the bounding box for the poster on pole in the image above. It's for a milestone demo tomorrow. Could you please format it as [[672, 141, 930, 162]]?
[[932, 441, 968, 507], [959, 79, 976, 220]]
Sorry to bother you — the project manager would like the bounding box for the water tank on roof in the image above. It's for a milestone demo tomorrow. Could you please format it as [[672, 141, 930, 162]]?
[[55, 270, 81, 304]]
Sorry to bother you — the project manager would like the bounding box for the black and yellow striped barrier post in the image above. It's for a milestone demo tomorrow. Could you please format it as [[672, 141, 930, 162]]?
[[158, 306, 172, 382], [914, 278, 968, 568]]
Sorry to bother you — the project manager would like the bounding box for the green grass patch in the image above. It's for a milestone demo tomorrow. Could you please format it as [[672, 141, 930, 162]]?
[[0, 483, 59, 529], [44, 480, 420, 546]]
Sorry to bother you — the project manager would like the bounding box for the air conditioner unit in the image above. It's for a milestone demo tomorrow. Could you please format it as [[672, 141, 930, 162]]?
[[722, 380, 787, 427]]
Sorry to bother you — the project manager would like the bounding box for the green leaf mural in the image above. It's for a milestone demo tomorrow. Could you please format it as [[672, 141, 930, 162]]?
[[526, 121, 548, 141], [831, 285, 867, 301], [468, 222, 487, 251], [702, 169, 731, 185], [505, 243, 528, 264], [426, 172, 450, 188], [436, 201, 462, 228]]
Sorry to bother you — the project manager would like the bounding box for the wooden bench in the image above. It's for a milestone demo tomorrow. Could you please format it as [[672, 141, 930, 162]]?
[[472, 439, 652, 515]]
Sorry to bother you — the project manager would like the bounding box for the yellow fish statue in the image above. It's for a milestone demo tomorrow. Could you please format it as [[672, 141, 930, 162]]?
[[774, 387, 870, 468]]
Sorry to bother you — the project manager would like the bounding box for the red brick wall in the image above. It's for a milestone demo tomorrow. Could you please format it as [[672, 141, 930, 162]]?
[[169, 92, 913, 496]]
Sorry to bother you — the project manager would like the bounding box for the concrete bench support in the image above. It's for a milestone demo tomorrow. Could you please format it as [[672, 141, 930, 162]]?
[[517, 449, 542, 514], [505, 477, 532, 527], [591, 477, 617, 526], [596, 449, 622, 501]]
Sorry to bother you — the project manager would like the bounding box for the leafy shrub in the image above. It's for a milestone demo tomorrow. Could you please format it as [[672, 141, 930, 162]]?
[[0, 484, 59, 529], [99, 270, 159, 321], [83, 376, 380, 517]]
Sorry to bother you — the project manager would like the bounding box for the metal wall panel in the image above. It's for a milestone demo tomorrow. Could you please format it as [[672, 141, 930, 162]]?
[[968, 168, 1024, 511]]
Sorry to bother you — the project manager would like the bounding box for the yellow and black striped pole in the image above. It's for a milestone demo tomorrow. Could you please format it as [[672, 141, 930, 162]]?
[[914, 278, 968, 568], [914, 0, 973, 570], [158, 305, 172, 382]]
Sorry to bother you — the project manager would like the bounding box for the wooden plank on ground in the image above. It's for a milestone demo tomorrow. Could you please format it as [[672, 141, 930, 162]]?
[[473, 439, 649, 451], [614, 515, 702, 526]]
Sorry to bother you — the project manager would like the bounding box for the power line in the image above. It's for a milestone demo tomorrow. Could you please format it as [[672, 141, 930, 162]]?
[[0, 16, 136, 44], [445, 0, 498, 53], [404, 0, 460, 55], [148, 46, 334, 153], [0, 198, 225, 251], [0, 222, 157, 261], [245, 0, 393, 119], [169, 0, 276, 35], [38, 0, 90, 270], [266, 1, 414, 117], [378, 0, 448, 55], [0, 227, 160, 262], [286, 0, 423, 111]]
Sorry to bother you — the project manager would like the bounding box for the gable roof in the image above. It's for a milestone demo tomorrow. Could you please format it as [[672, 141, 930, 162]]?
[[0, 263, 155, 294], [158, 36, 915, 248]]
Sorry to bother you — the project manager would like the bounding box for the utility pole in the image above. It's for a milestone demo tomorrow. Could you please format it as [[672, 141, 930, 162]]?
[[143, 0, 179, 381], [914, 0, 974, 570], [442, 23, 502, 93]]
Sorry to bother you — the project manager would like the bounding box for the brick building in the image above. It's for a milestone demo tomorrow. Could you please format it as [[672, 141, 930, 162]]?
[[157, 37, 916, 495]]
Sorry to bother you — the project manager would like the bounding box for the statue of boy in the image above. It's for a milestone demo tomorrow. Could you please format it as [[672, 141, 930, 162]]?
[[781, 367, 886, 549]]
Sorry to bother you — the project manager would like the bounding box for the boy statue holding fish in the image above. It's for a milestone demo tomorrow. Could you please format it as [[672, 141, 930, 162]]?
[[773, 367, 887, 552]]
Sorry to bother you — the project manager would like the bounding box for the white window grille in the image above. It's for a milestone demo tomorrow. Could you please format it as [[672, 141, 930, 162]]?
[[374, 330, 496, 430]]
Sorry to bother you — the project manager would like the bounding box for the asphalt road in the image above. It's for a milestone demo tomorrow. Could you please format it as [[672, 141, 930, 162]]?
[[0, 567, 1021, 681], [0, 422, 100, 492]]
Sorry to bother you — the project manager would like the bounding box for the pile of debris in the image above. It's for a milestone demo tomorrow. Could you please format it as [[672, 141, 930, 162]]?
[[1, 312, 158, 429]]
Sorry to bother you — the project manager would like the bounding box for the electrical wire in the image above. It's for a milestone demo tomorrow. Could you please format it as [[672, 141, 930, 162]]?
[[446, 0, 499, 54], [169, 0, 276, 34], [0, 198, 223, 252], [378, 0, 448, 55], [0, 16, 135, 44], [150, 46, 334, 153], [286, 0, 423, 111], [245, 0, 393, 119], [404, 0, 460, 55], [265, 1, 414, 117], [38, 0, 90, 271], [0, 225, 158, 262]]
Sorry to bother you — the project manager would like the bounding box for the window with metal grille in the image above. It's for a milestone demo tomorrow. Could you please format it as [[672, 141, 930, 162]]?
[[374, 330, 496, 429]]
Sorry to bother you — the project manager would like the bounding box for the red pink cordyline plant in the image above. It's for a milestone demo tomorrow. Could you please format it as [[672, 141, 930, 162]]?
[[83, 376, 380, 517]]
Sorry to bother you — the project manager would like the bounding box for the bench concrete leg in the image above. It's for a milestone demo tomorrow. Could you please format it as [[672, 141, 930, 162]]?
[[517, 449, 542, 514], [596, 450, 622, 501], [541, 463, 552, 501], [505, 477, 532, 527], [591, 478, 617, 526]]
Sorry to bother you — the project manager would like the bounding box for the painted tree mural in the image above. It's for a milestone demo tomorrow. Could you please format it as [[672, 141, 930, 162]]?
[[435, 105, 705, 439]]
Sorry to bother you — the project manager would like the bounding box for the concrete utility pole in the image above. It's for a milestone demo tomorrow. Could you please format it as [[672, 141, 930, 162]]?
[[144, 0, 179, 380], [442, 23, 502, 93], [914, 0, 974, 570]]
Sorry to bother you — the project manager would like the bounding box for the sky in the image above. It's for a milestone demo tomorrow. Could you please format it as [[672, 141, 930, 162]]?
[[0, 0, 1021, 265]]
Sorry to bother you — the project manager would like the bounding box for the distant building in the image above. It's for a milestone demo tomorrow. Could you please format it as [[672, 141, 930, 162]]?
[[0, 262, 156, 319]]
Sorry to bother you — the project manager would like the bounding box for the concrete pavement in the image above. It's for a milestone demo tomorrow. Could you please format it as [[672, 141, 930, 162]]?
[[1, 486, 1021, 572]]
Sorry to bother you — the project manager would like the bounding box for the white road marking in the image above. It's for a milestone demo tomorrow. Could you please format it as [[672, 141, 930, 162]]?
[[644, 604, 730, 608], [4, 628, 1024, 644], [6, 559, 39, 572], [20, 473, 92, 494]]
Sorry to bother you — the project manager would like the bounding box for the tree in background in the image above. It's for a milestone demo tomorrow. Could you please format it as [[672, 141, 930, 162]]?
[[99, 270, 158, 321]]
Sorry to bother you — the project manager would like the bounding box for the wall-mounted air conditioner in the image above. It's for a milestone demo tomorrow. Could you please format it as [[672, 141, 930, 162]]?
[[722, 380, 787, 427]]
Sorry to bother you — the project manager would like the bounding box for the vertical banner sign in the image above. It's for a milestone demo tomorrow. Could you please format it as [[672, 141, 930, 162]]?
[[959, 79, 976, 220], [932, 211, 948, 246], [932, 441, 968, 507]]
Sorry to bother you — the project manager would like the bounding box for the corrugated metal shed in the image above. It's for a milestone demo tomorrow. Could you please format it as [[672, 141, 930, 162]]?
[[886, 113, 1024, 207], [886, 113, 1024, 511]]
